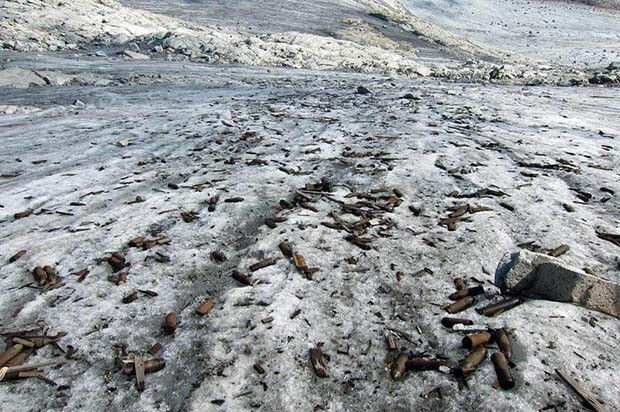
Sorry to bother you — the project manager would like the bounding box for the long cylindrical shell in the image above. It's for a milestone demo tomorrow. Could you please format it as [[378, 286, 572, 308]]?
[[196, 299, 215, 315], [449, 285, 484, 301], [494, 329, 513, 362], [122, 359, 166, 375], [441, 317, 474, 328], [293, 253, 308, 272], [6, 348, 33, 367], [9, 250, 27, 263], [476, 297, 522, 317], [278, 242, 293, 258], [406, 358, 445, 371], [231, 270, 251, 286], [444, 296, 475, 314], [455, 347, 487, 377], [462, 332, 492, 350], [491, 351, 515, 389]]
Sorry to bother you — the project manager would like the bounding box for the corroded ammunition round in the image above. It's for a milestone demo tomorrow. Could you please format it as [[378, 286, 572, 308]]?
[[441, 317, 474, 328], [462, 331, 492, 350], [477, 297, 522, 317], [454, 278, 466, 291], [122, 358, 166, 375], [391, 352, 409, 381], [32, 266, 47, 285], [163, 313, 177, 335], [491, 351, 515, 389], [279, 242, 293, 258], [406, 358, 445, 371], [449, 285, 484, 301], [232, 270, 252, 286], [455, 347, 487, 377], [0, 344, 24, 366], [9, 250, 27, 263], [493, 328, 513, 362], [444, 296, 475, 314], [122, 291, 138, 304]]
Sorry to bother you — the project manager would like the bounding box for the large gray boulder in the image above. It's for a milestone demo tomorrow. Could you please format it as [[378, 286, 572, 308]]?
[[495, 249, 619, 318]]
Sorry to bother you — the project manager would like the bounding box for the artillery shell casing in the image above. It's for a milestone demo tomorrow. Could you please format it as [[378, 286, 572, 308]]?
[[122, 291, 138, 304], [293, 253, 308, 272], [122, 359, 166, 375], [163, 313, 177, 335], [493, 329, 513, 362], [196, 299, 215, 315], [406, 358, 445, 371], [391, 352, 409, 380], [9, 250, 27, 263], [444, 296, 475, 314], [477, 297, 522, 317], [441, 317, 474, 328], [264, 218, 277, 229], [0, 344, 24, 366], [32, 266, 47, 285], [491, 351, 515, 389], [454, 278, 466, 291], [232, 270, 252, 286], [279, 199, 294, 209], [449, 285, 484, 301], [455, 347, 487, 377], [249, 258, 275, 272], [278, 242, 293, 258], [462, 331, 493, 350], [12, 337, 35, 348], [385, 335, 396, 351], [107, 256, 125, 271], [14, 210, 33, 219]]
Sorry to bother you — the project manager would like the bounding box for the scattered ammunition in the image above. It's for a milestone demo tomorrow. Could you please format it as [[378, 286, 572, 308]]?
[[163, 313, 177, 335], [196, 299, 215, 315], [6, 348, 33, 367], [128, 236, 144, 247], [167, 183, 179, 190], [493, 329, 513, 362], [107, 253, 127, 272], [254, 362, 266, 374], [444, 296, 475, 314], [264, 218, 277, 229], [406, 358, 445, 371], [293, 253, 308, 272], [0, 344, 24, 365], [455, 347, 487, 377], [391, 352, 409, 380], [279, 199, 294, 209], [548, 244, 570, 258], [261, 316, 274, 324], [449, 285, 484, 301], [122, 358, 166, 376], [491, 351, 515, 390], [278, 242, 293, 258], [32, 266, 47, 285], [14, 210, 33, 219], [210, 250, 227, 263], [148, 343, 162, 355], [462, 331, 493, 350], [122, 291, 138, 304], [249, 258, 275, 272], [476, 297, 522, 317], [224, 197, 244, 203], [454, 278, 466, 291], [441, 317, 474, 329], [385, 334, 396, 351], [232, 270, 252, 286], [309, 345, 329, 378], [562, 203, 575, 213], [9, 250, 26, 263], [134, 355, 146, 392]]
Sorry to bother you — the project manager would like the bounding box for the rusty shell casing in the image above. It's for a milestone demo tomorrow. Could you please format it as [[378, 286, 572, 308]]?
[[391, 352, 409, 381], [385, 334, 396, 351], [249, 258, 275, 272], [111, 252, 126, 262], [107, 256, 125, 271], [293, 253, 308, 272], [0, 344, 24, 366], [5, 348, 33, 367], [493, 329, 513, 362], [122, 291, 138, 304], [455, 347, 487, 377], [128, 237, 144, 247], [444, 296, 475, 314], [310, 347, 329, 378], [491, 351, 515, 390], [196, 299, 215, 315], [32, 266, 47, 285], [454, 278, 467, 291], [449, 285, 484, 301], [122, 358, 166, 375], [476, 297, 522, 317], [42, 265, 55, 277], [441, 317, 474, 328], [231, 270, 252, 286], [9, 250, 27, 263], [163, 313, 177, 335], [117, 272, 128, 285], [462, 331, 493, 350], [406, 358, 445, 371], [278, 242, 293, 258]]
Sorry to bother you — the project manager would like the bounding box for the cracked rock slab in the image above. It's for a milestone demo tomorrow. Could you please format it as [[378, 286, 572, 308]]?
[[495, 249, 620, 318]]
